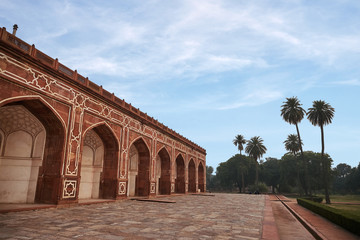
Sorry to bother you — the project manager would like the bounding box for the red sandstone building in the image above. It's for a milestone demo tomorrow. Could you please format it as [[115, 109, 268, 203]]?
[[0, 27, 206, 205]]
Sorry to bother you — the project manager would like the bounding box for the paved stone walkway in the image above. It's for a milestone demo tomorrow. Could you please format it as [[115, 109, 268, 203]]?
[[0, 194, 266, 240]]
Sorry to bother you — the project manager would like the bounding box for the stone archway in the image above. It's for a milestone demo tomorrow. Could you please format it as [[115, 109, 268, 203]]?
[[0, 99, 65, 204], [198, 162, 205, 192], [91, 124, 119, 199], [128, 138, 150, 197], [79, 129, 104, 200], [156, 148, 171, 195], [188, 159, 196, 193], [175, 154, 185, 193]]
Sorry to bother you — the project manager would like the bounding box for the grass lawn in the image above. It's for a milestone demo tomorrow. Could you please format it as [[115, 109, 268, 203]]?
[[323, 195, 360, 218], [328, 195, 360, 203], [284, 194, 360, 217]]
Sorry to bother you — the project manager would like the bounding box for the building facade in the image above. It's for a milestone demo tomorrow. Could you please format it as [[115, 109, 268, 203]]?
[[0, 27, 206, 204]]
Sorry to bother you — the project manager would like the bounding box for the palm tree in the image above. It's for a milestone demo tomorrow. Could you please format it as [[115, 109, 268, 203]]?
[[281, 97, 308, 194], [284, 134, 302, 155], [245, 136, 267, 186], [280, 97, 306, 155], [233, 134, 246, 155], [307, 100, 335, 204], [284, 134, 303, 194]]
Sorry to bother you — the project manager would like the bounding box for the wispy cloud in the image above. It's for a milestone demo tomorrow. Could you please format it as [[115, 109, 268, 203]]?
[[218, 89, 283, 110], [3, 0, 360, 108], [331, 79, 360, 86]]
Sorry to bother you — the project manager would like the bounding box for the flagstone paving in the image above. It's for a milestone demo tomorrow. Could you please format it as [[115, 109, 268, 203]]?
[[0, 194, 266, 240]]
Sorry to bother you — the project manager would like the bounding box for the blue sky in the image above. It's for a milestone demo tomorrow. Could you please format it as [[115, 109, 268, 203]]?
[[2, 0, 360, 169]]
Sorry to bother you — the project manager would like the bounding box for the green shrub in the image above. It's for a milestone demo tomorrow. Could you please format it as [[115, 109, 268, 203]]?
[[297, 198, 360, 235], [302, 196, 323, 203]]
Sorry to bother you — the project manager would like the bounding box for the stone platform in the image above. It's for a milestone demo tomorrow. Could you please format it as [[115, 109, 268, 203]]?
[[0, 194, 265, 239], [1, 193, 358, 239]]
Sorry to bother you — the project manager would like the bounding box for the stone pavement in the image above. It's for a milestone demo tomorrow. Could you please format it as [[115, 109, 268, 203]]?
[[285, 200, 359, 240], [0, 194, 267, 240], [270, 198, 314, 240]]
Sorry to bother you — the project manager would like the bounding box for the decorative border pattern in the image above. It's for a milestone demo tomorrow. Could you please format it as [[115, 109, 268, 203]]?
[[118, 182, 126, 195], [62, 180, 77, 198], [150, 182, 156, 194]]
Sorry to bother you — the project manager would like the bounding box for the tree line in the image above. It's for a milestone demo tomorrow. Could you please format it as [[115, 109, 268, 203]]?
[[207, 154, 360, 195], [207, 97, 346, 203]]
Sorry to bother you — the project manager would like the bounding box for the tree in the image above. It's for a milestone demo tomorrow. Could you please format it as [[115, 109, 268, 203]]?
[[280, 97, 306, 155], [262, 157, 281, 193], [335, 163, 351, 178], [307, 100, 335, 204], [233, 134, 246, 155], [206, 166, 214, 189], [279, 153, 299, 192], [304, 151, 330, 193], [333, 163, 352, 194], [284, 134, 302, 155], [215, 154, 255, 192], [216, 162, 232, 191], [238, 156, 251, 193], [284, 134, 303, 193], [278, 151, 329, 194], [280, 97, 308, 194], [245, 136, 267, 186]]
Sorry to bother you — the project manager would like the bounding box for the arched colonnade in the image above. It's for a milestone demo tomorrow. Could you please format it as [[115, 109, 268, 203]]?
[[0, 97, 206, 204], [0, 28, 206, 205]]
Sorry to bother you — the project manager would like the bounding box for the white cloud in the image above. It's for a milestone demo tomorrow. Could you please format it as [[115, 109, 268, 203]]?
[[331, 79, 360, 86], [219, 89, 283, 110]]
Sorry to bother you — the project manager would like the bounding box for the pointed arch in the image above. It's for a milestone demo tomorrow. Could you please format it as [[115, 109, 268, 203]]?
[[188, 158, 196, 193], [0, 97, 65, 204], [128, 137, 150, 196], [198, 161, 205, 192], [129, 136, 151, 154], [157, 147, 171, 195], [82, 121, 120, 149], [0, 95, 66, 130], [80, 123, 119, 199], [175, 154, 185, 193]]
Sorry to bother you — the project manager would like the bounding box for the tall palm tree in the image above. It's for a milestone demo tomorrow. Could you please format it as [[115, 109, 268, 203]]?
[[280, 97, 306, 155], [233, 134, 246, 155], [281, 97, 308, 194], [284, 134, 302, 155], [307, 100, 335, 204], [284, 134, 303, 194], [245, 136, 267, 186]]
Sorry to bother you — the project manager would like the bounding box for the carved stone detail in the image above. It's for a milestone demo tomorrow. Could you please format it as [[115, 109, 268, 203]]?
[[0, 105, 44, 137]]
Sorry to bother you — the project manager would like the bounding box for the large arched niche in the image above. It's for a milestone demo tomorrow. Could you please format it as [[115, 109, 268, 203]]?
[[156, 147, 171, 195], [78, 129, 104, 200], [175, 154, 185, 194], [198, 161, 205, 192], [127, 138, 150, 197], [79, 124, 119, 200], [0, 98, 65, 204], [188, 159, 196, 193]]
